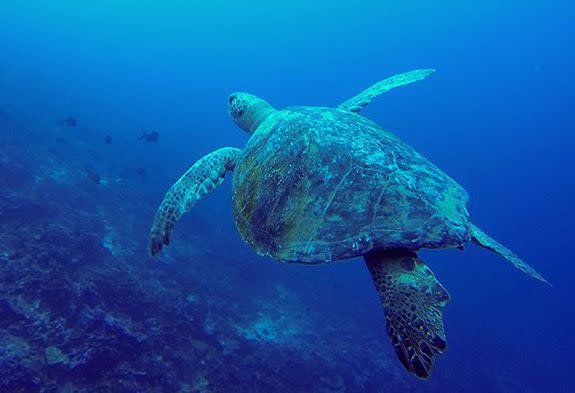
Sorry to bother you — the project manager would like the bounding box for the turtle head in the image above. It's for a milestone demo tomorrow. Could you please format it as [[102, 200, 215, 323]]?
[[228, 92, 275, 134]]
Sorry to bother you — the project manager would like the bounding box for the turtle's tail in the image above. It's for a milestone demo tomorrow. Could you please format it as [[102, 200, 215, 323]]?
[[469, 224, 550, 285]]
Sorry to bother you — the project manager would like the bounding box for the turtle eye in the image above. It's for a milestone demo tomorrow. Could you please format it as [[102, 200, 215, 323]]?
[[237, 109, 245, 117], [229, 96, 235, 104]]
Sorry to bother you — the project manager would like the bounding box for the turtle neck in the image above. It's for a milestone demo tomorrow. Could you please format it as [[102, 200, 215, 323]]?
[[243, 99, 275, 135]]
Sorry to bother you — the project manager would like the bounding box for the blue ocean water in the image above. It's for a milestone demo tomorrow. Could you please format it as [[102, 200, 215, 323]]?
[[0, 1, 573, 392]]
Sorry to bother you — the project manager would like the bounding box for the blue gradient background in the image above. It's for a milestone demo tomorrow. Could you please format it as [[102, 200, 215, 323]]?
[[0, 1, 573, 392]]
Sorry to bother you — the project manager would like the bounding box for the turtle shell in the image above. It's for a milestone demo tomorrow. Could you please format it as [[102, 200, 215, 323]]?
[[232, 107, 471, 263]]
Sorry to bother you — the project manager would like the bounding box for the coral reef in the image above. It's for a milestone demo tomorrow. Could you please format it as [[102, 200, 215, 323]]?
[[0, 111, 541, 393]]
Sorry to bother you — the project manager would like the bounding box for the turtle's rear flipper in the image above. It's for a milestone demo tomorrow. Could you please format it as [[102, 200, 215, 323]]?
[[149, 147, 243, 256], [365, 249, 450, 379], [469, 224, 549, 284]]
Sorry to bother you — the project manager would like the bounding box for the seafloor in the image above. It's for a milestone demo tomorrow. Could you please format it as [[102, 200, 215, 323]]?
[[0, 109, 539, 393]]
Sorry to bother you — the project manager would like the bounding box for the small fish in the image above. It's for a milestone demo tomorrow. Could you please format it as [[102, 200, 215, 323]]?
[[85, 167, 101, 185], [139, 131, 159, 142], [59, 117, 78, 127], [104, 135, 112, 144]]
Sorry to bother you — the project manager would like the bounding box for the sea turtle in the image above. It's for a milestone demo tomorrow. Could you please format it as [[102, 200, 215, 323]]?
[[148, 69, 547, 379]]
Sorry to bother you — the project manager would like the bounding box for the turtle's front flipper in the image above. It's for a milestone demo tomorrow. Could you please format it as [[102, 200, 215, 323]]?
[[337, 69, 435, 113], [365, 249, 449, 379], [149, 147, 243, 256], [469, 224, 549, 284]]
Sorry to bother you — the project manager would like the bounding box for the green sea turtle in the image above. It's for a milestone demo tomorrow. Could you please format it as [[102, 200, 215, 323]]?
[[148, 69, 547, 379]]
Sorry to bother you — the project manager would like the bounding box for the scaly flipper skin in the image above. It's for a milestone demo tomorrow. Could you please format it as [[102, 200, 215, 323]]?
[[337, 69, 435, 113], [149, 147, 243, 256], [470, 224, 549, 284], [365, 249, 450, 379]]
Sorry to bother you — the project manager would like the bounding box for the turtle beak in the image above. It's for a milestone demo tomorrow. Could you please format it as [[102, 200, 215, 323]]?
[[227, 93, 246, 122], [227, 94, 239, 120]]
